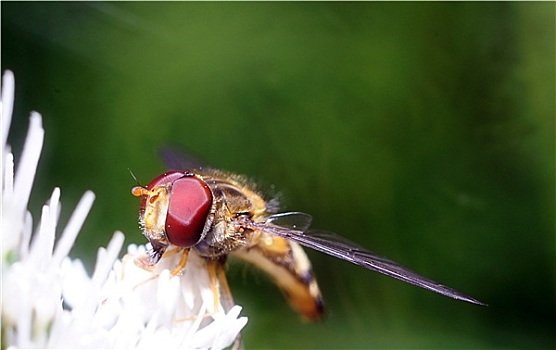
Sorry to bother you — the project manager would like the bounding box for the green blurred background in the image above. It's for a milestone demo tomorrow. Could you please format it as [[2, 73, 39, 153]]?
[[2, 2, 554, 348]]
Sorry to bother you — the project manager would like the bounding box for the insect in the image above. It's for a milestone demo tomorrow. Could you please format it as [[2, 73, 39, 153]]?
[[131, 150, 484, 321]]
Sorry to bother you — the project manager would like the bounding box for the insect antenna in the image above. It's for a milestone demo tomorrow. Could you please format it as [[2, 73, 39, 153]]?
[[128, 168, 142, 187]]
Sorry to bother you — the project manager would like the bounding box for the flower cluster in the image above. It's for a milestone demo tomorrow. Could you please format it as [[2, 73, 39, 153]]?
[[1, 70, 247, 349]]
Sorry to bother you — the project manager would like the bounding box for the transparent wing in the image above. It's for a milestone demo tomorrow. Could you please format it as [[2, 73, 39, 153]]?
[[159, 145, 207, 171], [265, 212, 313, 232], [239, 214, 485, 306]]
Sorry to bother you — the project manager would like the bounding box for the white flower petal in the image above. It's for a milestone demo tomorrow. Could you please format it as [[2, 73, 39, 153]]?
[[13, 112, 44, 220], [3, 151, 14, 200], [2, 70, 15, 146], [51, 190, 96, 267], [28, 188, 60, 269]]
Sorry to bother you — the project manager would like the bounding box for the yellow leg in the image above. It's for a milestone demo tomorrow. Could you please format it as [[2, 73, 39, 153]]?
[[170, 249, 190, 276], [216, 263, 236, 311], [216, 266, 242, 350], [163, 247, 184, 258], [206, 260, 221, 312]]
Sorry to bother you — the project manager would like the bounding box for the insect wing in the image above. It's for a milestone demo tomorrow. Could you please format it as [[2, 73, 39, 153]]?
[[240, 216, 485, 306], [159, 145, 207, 171], [265, 212, 313, 232]]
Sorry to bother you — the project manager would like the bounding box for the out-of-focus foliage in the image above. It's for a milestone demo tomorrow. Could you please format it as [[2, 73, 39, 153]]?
[[2, 2, 554, 348]]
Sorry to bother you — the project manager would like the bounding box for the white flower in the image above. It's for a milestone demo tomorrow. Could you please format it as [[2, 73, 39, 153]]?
[[1, 70, 247, 349]]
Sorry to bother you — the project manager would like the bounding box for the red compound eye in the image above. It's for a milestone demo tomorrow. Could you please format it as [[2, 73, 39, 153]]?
[[145, 171, 185, 190], [165, 175, 212, 247], [138, 171, 186, 215]]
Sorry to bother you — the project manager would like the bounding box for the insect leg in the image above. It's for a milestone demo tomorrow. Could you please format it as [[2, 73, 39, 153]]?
[[206, 259, 222, 312], [216, 263, 235, 312], [208, 258, 243, 349], [170, 248, 190, 276]]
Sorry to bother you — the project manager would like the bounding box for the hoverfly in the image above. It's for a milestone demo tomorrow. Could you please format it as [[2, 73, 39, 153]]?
[[131, 149, 484, 322]]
